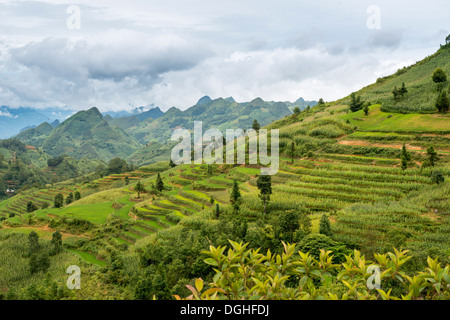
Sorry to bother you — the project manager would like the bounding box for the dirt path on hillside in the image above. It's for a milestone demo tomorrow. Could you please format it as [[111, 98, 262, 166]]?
[[338, 140, 423, 151], [2, 224, 88, 239], [339, 140, 450, 153]]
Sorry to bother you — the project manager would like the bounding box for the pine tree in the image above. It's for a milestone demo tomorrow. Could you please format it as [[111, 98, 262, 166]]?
[[363, 104, 369, 116], [257, 175, 272, 214], [230, 180, 241, 213], [156, 173, 164, 192], [215, 203, 220, 218], [319, 214, 332, 237], [400, 82, 408, 96], [290, 142, 295, 164], [51, 231, 63, 255], [169, 159, 176, 168], [400, 143, 412, 161], [401, 154, 408, 171], [426, 146, 439, 167]]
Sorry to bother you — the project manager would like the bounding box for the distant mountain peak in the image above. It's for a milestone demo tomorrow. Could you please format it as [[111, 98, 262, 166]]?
[[249, 97, 265, 106], [196, 96, 212, 105], [225, 97, 236, 103], [87, 107, 103, 117]]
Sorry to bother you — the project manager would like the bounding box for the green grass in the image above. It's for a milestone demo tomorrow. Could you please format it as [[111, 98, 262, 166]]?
[[66, 249, 107, 266], [35, 202, 116, 224], [340, 105, 450, 132]]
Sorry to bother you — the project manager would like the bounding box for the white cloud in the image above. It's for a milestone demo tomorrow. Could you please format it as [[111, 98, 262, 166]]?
[[0, 0, 448, 112], [0, 110, 18, 118]]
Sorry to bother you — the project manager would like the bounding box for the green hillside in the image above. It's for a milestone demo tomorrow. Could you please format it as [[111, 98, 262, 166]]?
[[0, 44, 449, 300], [17, 107, 143, 162], [337, 44, 450, 114]]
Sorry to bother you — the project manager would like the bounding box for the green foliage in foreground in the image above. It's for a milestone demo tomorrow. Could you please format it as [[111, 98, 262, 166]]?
[[177, 241, 450, 300]]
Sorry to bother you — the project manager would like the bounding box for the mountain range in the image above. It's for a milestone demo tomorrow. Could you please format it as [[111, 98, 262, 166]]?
[[10, 96, 313, 164]]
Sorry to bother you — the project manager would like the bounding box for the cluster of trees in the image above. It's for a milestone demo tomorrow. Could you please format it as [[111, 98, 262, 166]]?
[[392, 82, 408, 101], [54, 191, 81, 208], [348, 93, 365, 112], [433, 68, 449, 113], [47, 155, 67, 167], [96, 158, 136, 178], [134, 174, 165, 199], [27, 230, 62, 275]]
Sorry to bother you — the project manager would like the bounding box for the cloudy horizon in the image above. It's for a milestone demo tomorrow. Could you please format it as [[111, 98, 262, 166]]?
[[0, 0, 448, 112]]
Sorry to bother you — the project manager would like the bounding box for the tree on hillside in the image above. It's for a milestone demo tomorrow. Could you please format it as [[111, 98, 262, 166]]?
[[301, 214, 312, 235], [54, 193, 64, 208], [257, 175, 272, 214], [27, 201, 37, 213], [318, 98, 325, 105], [107, 158, 129, 174], [155, 173, 164, 192], [435, 90, 449, 113], [279, 210, 300, 242], [431, 170, 445, 185], [74, 191, 81, 201], [432, 68, 447, 84], [363, 104, 369, 116], [400, 143, 412, 161], [446, 34, 450, 45], [28, 231, 40, 254], [400, 82, 408, 96], [252, 119, 260, 132], [50, 231, 63, 255], [349, 93, 364, 112], [290, 142, 295, 164], [392, 86, 400, 101], [230, 179, 241, 213], [169, 159, 176, 168], [135, 181, 146, 199], [399, 143, 411, 170], [29, 252, 50, 274], [423, 146, 439, 167], [293, 107, 301, 115], [215, 203, 220, 218], [65, 192, 74, 205], [401, 154, 408, 171], [319, 214, 332, 237]]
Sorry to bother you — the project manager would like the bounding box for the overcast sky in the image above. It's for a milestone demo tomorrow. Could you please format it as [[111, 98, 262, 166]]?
[[0, 0, 448, 112]]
